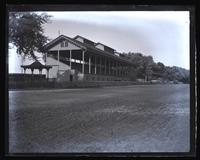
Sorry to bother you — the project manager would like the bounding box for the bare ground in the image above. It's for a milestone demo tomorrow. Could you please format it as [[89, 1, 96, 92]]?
[[9, 84, 190, 153]]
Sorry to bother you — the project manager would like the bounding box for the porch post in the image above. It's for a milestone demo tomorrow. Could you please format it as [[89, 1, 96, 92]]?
[[122, 64, 124, 77], [100, 56, 102, 75], [104, 58, 106, 75], [57, 50, 60, 63], [82, 50, 85, 73], [31, 69, 34, 75], [115, 62, 117, 76], [120, 63, 122, 77], [110, 60, 112, 76], [95, 56, 97, 74], [125, 66, 127, 76], [108, 60, 110, 75], [70, 50, 72, 69], [116, 62, 118, 76], [114, 62, 116, 76], [89, 56, 91, 74]]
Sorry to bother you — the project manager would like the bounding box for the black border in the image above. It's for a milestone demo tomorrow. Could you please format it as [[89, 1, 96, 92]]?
[[1, 0, 199, 159]]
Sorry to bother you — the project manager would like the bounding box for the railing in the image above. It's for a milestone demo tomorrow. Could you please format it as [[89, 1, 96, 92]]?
[[9, 73, 46, 82]]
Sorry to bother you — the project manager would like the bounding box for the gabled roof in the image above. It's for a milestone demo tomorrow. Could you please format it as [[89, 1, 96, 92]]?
[[21, 61, 52, 69], [42, 35, 133, 65], [95, 42, 115, 51], [73, 37, 132, 64], [42, 35, 87, 51], [74, 35, 95, 43]]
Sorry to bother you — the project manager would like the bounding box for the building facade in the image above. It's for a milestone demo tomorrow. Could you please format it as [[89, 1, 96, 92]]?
[[43, 35, 133, 81]]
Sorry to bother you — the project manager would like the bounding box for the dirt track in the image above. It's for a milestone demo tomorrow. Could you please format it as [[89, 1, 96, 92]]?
[[9, 84, 190, 152]]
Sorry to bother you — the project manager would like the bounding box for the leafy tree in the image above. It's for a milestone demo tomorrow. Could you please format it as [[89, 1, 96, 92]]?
[[152, 62, 166, 78], [126, 53, 154, 81], [9, 12, 51, 60], [126, 52, 145, 79], [107, 51, 189, 83], [143, 56, 154, 81]]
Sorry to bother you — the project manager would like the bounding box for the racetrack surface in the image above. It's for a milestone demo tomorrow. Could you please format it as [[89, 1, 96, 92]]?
[[9, 84, 190, 153]]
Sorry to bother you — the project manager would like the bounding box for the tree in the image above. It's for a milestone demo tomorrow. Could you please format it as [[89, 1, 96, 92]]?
[[125, 52, 154, 81], [9, 12, 51, 60], [152, 62, 166, 79], [126, 52, 145, 79], [122, 52, 189, 83], [143, 56, 154, 81]]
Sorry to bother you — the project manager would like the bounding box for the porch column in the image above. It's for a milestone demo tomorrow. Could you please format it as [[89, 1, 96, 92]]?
[[89, 56, 91, 74], [109, 60, 111, 75], [112, 61, 114, 76], [31, 69, 34, 74], [24, 68, 26, 74], [126, 65, 128, 76], [113, 61, 114, 76], [125, 66, 127, 76], [124, 66, 126, 76], [115, 62, 117, 76], [117, 62, 119, 76], [120, 63, 122, 77], [39, 69, 42, 75], [70, 50, 72, 69], [122, 65, 124, 76], [100, 56, 102, 75], [57, 50, 60, 63], [119, 63, 121, 76], [104, 58, 106, 75], [82, 50, 85, 73], [118, 63, 120, 76], [110, 60, 112, 76], [94, 56, 97, 74], [111, 61, 114, 76]]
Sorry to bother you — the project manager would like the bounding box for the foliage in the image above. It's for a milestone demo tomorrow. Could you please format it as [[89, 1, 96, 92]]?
[[9, 12, 51, 60], [121, 52, 189, 83]]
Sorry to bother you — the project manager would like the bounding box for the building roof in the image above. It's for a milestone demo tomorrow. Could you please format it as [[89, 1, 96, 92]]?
[[42, 35, 133, 65], [95, 42, 115, 51], [21, 61, 52, 70], [43, 35, 87, 51], [74, 35, 95, 44]]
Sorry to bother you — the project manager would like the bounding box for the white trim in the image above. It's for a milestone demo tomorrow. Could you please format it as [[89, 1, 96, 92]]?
[[44, 35, 87, 51]]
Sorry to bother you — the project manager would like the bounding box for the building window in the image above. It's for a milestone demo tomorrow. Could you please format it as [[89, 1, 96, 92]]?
[[61, 41, 64, 47], [64, 41, 68, 47], [61, 41, 68, 47]]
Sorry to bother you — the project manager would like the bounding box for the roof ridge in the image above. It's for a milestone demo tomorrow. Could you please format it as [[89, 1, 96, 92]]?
[[43, 35, 132, 65], [74, 35, 95, 42]]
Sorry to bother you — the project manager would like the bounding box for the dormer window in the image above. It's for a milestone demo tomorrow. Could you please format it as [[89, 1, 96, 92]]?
[[61, 41, 68, 47]]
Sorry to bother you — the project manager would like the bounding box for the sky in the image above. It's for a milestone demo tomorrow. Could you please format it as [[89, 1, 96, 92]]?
[[9, 11, 190, 73]]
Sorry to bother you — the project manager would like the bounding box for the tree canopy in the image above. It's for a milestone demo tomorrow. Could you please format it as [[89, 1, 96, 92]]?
[[121, 52, 189, 83], [9, 12, 51, 60]]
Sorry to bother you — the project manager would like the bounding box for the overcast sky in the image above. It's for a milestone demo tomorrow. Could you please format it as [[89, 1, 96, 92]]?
[[9, 11, 190, 73]]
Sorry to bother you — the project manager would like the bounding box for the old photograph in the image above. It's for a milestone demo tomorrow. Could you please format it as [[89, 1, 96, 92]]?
[[8, 10, 190, 153]]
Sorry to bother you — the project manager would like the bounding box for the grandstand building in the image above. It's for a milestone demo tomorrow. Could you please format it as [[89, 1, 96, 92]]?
[[43, 35, 133, 81]]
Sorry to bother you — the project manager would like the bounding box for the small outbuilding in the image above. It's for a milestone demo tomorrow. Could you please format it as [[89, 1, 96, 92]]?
[[21, 61, 52, 78]]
